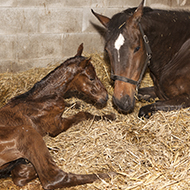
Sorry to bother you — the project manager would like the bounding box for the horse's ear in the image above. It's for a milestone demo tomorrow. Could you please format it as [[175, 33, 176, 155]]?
[[75, 43, 83, 57], [91, 9, 110, 28], [128, 0, 144, 25]]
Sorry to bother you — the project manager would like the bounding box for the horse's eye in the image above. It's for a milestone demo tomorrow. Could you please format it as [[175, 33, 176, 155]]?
[[134, 46, 140, 53]]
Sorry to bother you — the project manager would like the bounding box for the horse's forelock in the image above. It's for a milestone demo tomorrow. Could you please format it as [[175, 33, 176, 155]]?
[[106, 7, 153, 40]]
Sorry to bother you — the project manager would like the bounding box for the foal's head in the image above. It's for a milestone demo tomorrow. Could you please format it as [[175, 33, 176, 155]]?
[[92, 1, 147, 113], [64, 44, 108, 105]]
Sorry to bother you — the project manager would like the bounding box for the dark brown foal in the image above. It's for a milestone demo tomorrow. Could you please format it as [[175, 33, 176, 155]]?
[[0, 44, 115, 189]]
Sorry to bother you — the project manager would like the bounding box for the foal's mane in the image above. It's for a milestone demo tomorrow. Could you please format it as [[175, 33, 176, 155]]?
[[11, 56, 86, 102]]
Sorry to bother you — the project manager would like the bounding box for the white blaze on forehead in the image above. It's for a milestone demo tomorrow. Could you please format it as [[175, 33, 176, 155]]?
[[114, 33, 125, 62], [114, 33, 125, 50]]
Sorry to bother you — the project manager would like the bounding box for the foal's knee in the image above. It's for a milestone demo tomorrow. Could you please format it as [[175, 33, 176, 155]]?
[[11, 163, 37, 186]]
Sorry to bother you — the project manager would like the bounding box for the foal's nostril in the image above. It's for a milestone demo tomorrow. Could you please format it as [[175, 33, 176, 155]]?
[[105, 94, 108, 102], [99, 93, 108, 104], [96, 93, 108, 106]]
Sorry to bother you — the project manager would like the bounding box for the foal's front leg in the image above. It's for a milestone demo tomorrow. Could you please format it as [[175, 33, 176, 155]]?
[[49, 111, 115, 137]]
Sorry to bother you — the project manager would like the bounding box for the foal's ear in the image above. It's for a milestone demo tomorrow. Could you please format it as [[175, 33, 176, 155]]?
[[79, 58, 91, 69], [128, 0, 144, 25], [91, 9, 110, 28], [75, 43, 84, 57]]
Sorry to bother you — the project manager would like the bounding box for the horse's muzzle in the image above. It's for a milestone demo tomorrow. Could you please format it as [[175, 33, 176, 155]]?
[[112, 95, 134, 113]]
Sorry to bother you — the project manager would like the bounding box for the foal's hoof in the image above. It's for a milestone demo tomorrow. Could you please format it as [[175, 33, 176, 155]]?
[[73, 101, 81, 109], [102, 113, 116, 121], [94, 113, 116, 121], [138, 105, 153, 119]]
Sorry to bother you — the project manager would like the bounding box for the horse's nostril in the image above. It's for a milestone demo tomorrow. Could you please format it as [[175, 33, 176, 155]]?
[[112, 95, 134, 113]]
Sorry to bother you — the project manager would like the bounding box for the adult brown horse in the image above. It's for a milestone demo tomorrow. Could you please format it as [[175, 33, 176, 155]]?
[[92, 0, 190, 118], [0, 44, 115, 189]]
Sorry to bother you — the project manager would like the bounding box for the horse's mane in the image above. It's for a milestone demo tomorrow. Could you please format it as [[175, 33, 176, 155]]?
[[106, 6, 190, 41]]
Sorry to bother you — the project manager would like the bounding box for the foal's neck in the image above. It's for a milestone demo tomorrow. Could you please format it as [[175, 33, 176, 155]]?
[[32, 67, 75, 99], [15, 64, 77, 101]]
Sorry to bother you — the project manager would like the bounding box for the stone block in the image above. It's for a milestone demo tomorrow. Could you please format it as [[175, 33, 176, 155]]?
[[146, 0, 190, 7], [16, 34, 63, 60], [39, 8, 83, 33], [16, 58, 63, 72], [0, 8, 38, 34], [0, 35, 16, 59], [0, 0, 16, 7], [16, 0, 43, 7], [46, 0, 91, 7], [0, 57, 66, 73], [105, 0, 140, 7], [62, 33, 105, 57], [0, 60, 14, 72]]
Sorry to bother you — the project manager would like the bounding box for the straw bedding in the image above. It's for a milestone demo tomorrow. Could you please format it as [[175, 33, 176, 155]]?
[[0, 53, 190, 190]]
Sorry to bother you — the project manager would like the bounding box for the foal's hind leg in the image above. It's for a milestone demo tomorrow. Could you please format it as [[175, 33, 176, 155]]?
[[16, 126, 110, 189], [11, 162, 37, 186]]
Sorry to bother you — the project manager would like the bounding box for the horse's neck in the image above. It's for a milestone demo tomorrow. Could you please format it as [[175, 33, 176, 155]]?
[[142, 10, 190, 75]]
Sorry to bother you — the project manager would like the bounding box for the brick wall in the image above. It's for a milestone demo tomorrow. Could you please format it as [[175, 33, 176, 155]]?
[[0, 0, 189, 72]]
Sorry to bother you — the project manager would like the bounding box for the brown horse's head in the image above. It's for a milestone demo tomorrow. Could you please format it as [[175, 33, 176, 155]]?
[[92, 0, 147, 113], [66, 44, 108, 106]]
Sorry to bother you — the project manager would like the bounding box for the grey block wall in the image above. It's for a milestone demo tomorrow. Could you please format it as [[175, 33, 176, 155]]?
[[0, 0, 189, 72]]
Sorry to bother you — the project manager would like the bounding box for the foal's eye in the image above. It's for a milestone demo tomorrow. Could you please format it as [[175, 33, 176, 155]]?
[[89, 77, 95, 81], [134, 46, 140, 53]]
